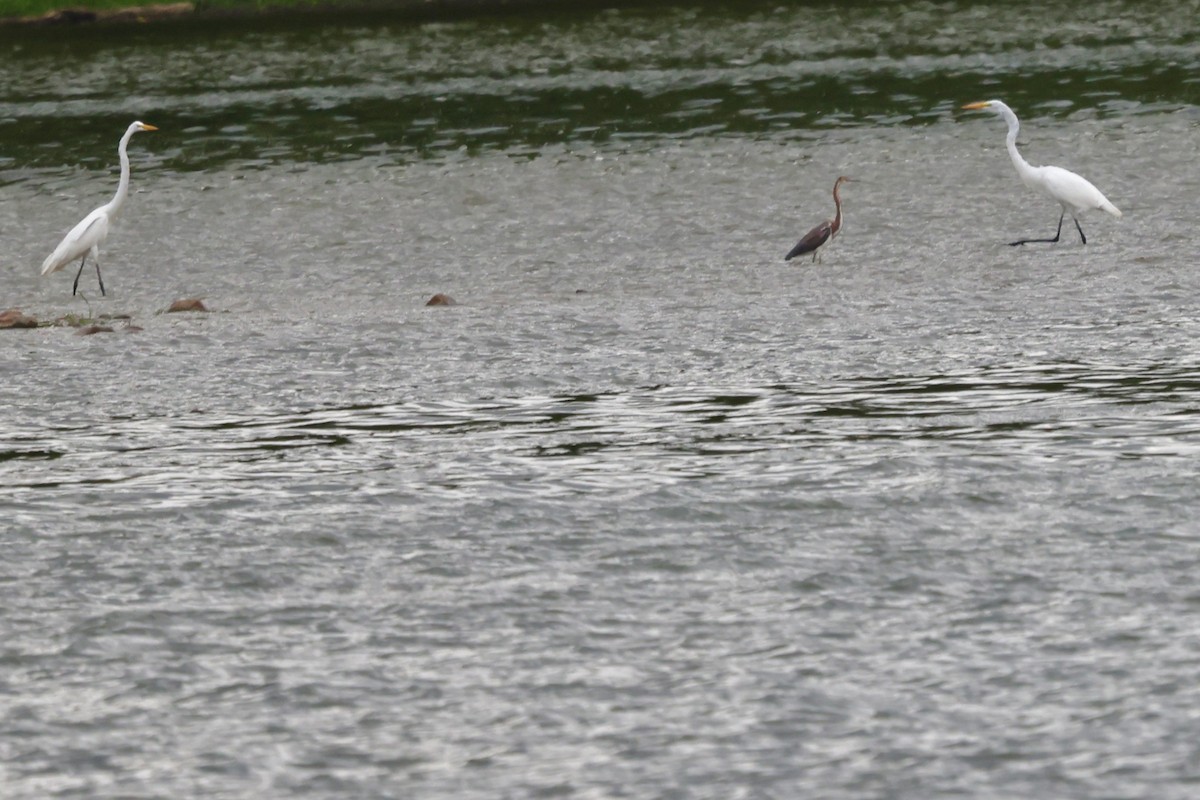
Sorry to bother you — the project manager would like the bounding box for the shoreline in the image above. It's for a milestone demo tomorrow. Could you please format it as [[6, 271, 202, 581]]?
[[0, 0, 655, 27], [7, 3, 193, 26]]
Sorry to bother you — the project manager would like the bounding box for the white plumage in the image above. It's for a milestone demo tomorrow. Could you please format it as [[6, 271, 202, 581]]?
[[962, 100, 1120, 245], [41, 121, 157, 295]]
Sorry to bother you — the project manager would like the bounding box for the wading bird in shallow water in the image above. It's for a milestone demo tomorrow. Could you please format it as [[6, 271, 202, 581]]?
[[785, 175, 852, 263], [961, 100, 1121, 246], [41, 121, 158, 296]]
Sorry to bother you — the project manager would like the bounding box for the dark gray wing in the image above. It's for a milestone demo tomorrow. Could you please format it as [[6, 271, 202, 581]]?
[[785, 220, 832, 260]]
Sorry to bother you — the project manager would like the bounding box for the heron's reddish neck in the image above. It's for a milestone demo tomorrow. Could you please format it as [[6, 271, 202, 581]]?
[[831, 180, 844, 233]]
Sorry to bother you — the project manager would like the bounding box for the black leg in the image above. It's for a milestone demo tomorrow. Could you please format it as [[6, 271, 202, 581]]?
[[1009, 212, 1064, 246], [1072, 216, 1086, 244], [72, 256, 86, 296], [95, 261, 105, 296]]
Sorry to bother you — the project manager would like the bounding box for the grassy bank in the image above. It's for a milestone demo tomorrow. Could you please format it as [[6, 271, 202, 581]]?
[[4, 0, 143, 14], [2, 0, 612, 24], [7, 0, 376, 12]]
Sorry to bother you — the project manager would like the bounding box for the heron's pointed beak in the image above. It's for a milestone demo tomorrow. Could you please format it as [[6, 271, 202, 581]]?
[[141, 124, 159, 131], [961, 102, 989, 110]]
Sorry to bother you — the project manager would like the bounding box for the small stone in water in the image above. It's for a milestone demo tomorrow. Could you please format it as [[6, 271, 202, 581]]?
[[167, 298, 209, 313], [0, 309, 38, 329]]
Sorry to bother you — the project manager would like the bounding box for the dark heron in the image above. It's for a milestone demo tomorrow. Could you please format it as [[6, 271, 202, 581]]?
[[785, 176, 852, 263], [961, 100, 1121, 246]]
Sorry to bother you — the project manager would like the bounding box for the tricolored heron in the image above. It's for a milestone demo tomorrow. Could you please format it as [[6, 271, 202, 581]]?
[[785, 175, 852, 263]]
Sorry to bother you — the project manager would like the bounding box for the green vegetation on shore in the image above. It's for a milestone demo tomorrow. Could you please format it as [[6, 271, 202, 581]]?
[[3, 0, 607, 23], [5, 0, 655, 28], [2, 0, 519, 22], [4, 0, 138, 15]]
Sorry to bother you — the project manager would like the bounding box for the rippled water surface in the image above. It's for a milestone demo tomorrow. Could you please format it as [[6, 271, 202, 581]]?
[[3, 1, 1200, 797]]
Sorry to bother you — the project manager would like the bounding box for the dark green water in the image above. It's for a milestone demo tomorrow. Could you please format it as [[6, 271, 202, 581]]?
[[2, 2, 1200, 798], [1, 0, 1197, 171]]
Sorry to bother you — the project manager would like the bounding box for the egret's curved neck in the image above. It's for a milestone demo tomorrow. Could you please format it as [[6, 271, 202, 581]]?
[[107, 126, 136, 219], [997, 104, 1036, 182]]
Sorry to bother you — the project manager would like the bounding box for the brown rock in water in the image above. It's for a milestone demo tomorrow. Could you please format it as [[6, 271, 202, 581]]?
[[425, 293, 457, 306], [0, 309, 37, 329], [167, 298, 208, 313], [75, 324, 114, 336]]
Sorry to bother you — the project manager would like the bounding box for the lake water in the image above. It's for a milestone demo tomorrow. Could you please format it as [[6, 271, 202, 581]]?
[[3, 1, 1200, 797]]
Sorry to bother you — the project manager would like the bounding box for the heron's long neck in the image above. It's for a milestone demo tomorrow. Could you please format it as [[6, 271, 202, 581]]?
[[107, 128, 135, 220], [1001, 108, 1037, 183], [831, 182, 844, 233]]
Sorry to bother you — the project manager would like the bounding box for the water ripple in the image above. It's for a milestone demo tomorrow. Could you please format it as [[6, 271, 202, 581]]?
[[3, 5, 1200, 798], [6, 362, 1198, 509]]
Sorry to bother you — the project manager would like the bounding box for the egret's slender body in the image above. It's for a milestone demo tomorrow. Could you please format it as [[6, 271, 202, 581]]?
[[786, 176, 852, 262], [962, 100, 1120, 246], [41, 121, 157, 295]]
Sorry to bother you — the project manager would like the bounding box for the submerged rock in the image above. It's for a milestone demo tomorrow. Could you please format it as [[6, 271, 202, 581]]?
[[0, 309, 37, 329], [75, 324, 115, 336], [425, 293, 457, 306], [167, 298, 209, 313]]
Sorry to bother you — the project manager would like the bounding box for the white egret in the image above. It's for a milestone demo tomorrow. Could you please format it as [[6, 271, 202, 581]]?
[[785, 175, 853, 262], [962, 100, 1120, 246], [40, 121, 158, 296]]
